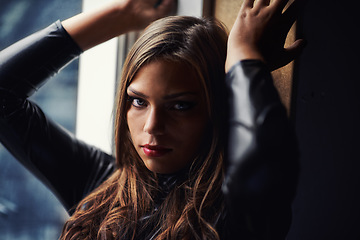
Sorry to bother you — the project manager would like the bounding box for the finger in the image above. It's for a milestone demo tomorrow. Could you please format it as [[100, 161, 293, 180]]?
[[154, 0, 174, 16], [268, 39, 306, 70], [255, 0, 271, 7], [243, 0, 256, 8], [154, 0, 163, 8], [283, 38, 306, 62]]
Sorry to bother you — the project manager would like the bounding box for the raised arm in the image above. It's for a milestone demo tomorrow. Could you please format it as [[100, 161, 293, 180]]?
[[62, 0, 174, 50], [0, 0, 174, 211], [223, 0, 305, 238]]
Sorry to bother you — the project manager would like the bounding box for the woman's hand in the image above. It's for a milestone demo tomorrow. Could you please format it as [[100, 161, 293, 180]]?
[[122, 0, 175, 30], [225, 0, 306, 72], [62, 0, 174, 51]]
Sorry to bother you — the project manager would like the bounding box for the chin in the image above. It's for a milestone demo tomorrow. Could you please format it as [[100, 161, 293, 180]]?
[[144, 160, 178, 174]]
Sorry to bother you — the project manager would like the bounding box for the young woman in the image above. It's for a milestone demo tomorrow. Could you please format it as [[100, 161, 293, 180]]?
[[0, 0, 304, 239]]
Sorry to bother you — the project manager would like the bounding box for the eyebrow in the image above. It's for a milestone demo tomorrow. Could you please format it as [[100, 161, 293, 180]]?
[[127, 87, 149, 98], [127, 87, 198, 100]]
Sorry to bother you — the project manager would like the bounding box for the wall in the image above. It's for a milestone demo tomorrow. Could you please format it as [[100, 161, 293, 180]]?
[[289, 0, 360, 239]]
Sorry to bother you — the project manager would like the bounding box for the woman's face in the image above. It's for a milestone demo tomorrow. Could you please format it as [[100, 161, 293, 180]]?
[[126, 60, 208, 174]]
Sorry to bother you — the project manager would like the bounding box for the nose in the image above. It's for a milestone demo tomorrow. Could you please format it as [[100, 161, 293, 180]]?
[[143, 107, 165, 135]]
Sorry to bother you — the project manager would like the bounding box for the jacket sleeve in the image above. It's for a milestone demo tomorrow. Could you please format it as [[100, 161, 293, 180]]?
[[0, 21, 115, 212], [222, 60, 299, 239]]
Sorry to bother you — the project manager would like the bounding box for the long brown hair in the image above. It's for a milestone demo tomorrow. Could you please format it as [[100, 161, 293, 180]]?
[[61, 16, 228, 240]]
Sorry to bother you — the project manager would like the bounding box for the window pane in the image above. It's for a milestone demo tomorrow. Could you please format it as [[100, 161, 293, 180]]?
[[0, 0, 81, 239]]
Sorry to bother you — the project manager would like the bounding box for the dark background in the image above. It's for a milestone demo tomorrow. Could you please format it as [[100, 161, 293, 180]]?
[[288, 1, 360, 239], [0, 0, 81, 239]]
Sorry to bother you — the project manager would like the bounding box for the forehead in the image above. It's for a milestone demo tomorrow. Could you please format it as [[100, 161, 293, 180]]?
[[128, 60, 202, 95]]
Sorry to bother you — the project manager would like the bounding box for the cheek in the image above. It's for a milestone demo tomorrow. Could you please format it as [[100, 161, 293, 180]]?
[[177, 115, 209, 149], [175, 122, 209, 169], [191, 122, 207, 145], [126, 110, 142, 142]]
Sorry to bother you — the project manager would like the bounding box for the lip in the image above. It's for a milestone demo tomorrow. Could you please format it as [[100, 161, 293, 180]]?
[[141, 144, 172, 157]]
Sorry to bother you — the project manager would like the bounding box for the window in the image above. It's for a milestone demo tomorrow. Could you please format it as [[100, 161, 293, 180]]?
[[0, 1, 81, 239]]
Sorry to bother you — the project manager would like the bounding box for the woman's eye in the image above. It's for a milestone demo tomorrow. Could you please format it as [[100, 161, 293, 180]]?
[[129, 97, 146, 108], [172, 102, 195, 111]]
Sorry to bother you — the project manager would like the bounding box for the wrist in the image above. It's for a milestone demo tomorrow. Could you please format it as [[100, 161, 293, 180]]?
[[225, 45, 264, 72]]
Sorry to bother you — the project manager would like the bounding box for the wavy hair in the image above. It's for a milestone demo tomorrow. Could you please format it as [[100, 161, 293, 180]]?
[[61, 16, 228, 240]]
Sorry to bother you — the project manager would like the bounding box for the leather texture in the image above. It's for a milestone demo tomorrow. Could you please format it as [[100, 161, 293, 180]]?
[[223, 61, 299, 239], [0, 21, 115, 211], [0, 22, 298, 239]]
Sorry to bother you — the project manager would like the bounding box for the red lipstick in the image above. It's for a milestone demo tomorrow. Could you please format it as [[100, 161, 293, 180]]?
[[142, 144, 172, 157]]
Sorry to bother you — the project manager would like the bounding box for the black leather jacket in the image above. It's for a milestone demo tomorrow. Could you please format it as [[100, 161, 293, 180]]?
[[0, 22, 298, 239]]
